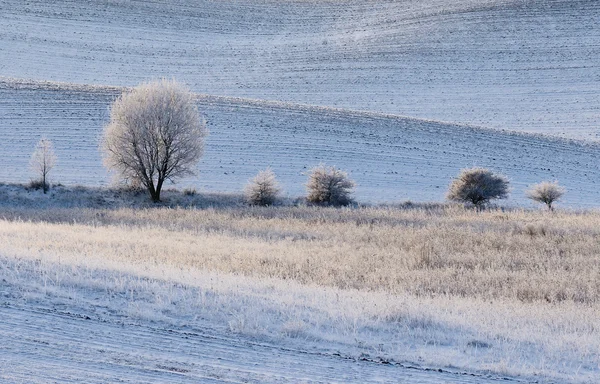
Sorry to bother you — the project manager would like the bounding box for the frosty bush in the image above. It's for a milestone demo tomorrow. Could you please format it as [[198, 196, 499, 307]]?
[[30, 138, 57, 194], [245, 168, 281, 206], [527, 181, 565, 211], [447, 167, 509, 207], [306, 164, 355, 206], [102, 79, 208, 202]]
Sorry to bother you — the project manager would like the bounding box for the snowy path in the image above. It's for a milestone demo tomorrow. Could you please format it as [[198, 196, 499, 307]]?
[[0, 303, 522, 383], [2, 79, 600, 207], [1, 0, 599, 139]]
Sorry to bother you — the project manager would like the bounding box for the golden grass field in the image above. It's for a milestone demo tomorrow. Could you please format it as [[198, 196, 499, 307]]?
[[2, 204, 598, 304]]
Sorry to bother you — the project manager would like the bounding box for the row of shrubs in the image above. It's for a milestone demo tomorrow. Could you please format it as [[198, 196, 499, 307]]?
[[447, 167, 565, 210], [244, 164, 355, 207], [244, 165, 565, 210]]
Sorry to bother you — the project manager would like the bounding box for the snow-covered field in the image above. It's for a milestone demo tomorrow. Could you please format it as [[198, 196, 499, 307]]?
[[2, 0, 600, 382], [0, 255, 529, 384], [1, 0, 599, 138], [3, 201, 599, 383], [2, 0, 600, 205], [1, 194, 599, 382], [2, 78, 600, 207]]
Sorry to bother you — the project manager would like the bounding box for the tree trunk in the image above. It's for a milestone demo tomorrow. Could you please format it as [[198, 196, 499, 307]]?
[[148, 178, 164, 203], [147, 180, 160, 202]]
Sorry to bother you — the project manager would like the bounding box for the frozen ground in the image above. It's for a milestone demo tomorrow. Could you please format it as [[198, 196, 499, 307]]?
[[2, 78, 600, 207], [0, 250, 583, 384], [0, 286, 514, 383], [2, 0, 599, 381], [1, 0, 599, 139], [1, 306, 469, 383]]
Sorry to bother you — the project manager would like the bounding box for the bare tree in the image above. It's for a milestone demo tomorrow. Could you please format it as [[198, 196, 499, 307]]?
[[306, 164, 355, 206], [447, 167, 509, 208], [527, 181, 565, 211], [102, 79, 208, 202], [245, 168, 281, 206], [30, 138, 57, 194]]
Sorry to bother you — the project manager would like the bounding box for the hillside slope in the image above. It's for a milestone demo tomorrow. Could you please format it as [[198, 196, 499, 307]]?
[[2, 79, 599, 206], [1, 0, 599, 138]]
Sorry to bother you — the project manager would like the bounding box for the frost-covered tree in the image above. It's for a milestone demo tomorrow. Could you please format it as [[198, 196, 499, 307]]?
[[447, 167, 509, 207], [30, 138, 57, 194], [245, 168, 281, 206], [306, 164, 355, 206], [527, 181, 565, 211], [102, 79, 208, 202]]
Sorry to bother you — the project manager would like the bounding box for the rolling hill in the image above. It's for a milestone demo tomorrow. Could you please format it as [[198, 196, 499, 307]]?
[[1, 0, 599, 138]]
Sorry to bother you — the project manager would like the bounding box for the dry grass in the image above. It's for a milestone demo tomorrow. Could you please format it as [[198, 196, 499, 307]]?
[[2, 197, 600, 381], [2, 204, 599, 305]]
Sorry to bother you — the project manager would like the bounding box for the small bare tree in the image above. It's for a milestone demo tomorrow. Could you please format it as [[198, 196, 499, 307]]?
[[527, 181, 565, 211], [102, 79, 208, 202], [447, 167, 509, 208], [30, 138, 57, 194], [306, 164, 355, 206], [245, 168, 281, 206]]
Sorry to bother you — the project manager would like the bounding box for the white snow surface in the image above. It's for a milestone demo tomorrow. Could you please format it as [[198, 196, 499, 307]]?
[[1, 0, 599, 139], [3, 304, 486, 383], [0, 254, 560, 383], [1, 78, 600, 207]]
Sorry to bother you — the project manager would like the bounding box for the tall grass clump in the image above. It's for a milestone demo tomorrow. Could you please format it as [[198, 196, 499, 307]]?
[[244, 168, 281, 206], [306, 164, 355, 206]]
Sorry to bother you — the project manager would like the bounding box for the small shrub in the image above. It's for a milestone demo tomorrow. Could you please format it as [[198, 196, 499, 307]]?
[[27, 179, 46, 191], [522, 223, 547, 237], [447, 167, 509, 207], [183, 187, 197, 196], [245, 168, 281, 206], [306, 164, 355, 206], [527, 181, 565, 211]]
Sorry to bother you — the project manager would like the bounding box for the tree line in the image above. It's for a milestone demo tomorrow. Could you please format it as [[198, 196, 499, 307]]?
[[28, 79, 565, 210]]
